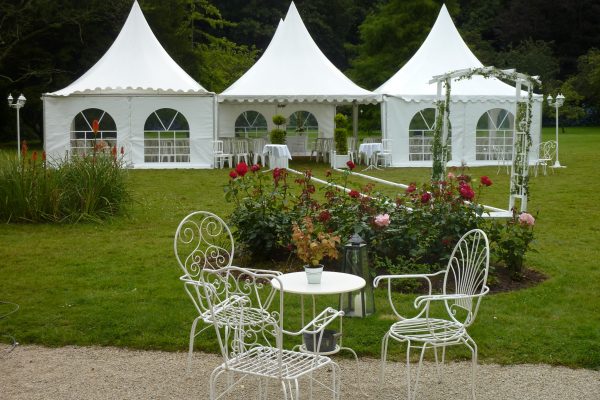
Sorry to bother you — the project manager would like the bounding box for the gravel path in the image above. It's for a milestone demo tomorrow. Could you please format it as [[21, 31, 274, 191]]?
[[1, 345, 598, 399]]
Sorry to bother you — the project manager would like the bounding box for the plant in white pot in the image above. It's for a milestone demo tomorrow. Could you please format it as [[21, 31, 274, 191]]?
[[332, 113, 350, 168], [291, 216, 340, 284]]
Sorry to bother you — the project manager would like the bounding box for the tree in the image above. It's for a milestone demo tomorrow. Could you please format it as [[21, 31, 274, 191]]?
[[495, 39, 560, 85], [347, 0, 459, 89]]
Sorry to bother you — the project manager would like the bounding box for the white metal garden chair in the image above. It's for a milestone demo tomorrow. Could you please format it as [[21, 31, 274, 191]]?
[[202, 265, 344, 400], [376, 138, 393, 168], [174, 211, 282, 372], [213, 140, 233, 169], [533, 140, 556, 177], [234, 139, 250, 164], [374, 229, 490, 400]]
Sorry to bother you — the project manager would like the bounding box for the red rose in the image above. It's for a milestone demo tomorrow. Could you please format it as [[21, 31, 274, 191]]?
[[346, 160, 356, 170], [120, 146, 125, 155], [251, 164, 261, 172], [480, 176, 493, 186], [273, 168, 281, 179], [318, 210, 331, 222], [406, 183, 416, 193], [349, 190, 360, 198], [421, 192, 431, 203], [229, 170, 238, 179], [459, 184, 475, 200], [235, 162, 248, 177]]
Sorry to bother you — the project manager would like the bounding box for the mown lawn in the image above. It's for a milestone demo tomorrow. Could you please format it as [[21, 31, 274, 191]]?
[[0, 127, 598, 369]]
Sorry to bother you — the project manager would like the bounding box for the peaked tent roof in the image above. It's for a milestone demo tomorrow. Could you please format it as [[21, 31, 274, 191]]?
[[220, 2, 379, 104], [48, 1, 208, 96], [376, 5, 519, 99]]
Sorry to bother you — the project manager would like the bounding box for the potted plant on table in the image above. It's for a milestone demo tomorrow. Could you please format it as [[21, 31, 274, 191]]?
[[291, 216, 340, 284], [332, 113, 350, 168]]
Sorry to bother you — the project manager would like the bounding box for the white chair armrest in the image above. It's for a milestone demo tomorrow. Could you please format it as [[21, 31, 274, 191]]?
[[373, 270, 445, 287], [414, 286, 490, 309], [282, 307, 344, 337]]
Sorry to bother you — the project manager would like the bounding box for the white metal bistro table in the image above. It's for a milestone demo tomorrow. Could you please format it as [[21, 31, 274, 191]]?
[[272, 271, 369, 396], [263, 144, 292, 169], [358, 142, 382, 171]]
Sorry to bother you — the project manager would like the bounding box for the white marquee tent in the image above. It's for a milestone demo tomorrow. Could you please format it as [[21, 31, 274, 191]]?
[[43, 0, 216, 168], [376, 4, 542, 167], [218, 2, 379, 151]]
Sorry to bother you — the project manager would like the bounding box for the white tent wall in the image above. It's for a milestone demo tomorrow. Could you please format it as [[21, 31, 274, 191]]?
[[382, 96, 542, 167], [43, 95, 215, 168], [218, 102, 335, 139]]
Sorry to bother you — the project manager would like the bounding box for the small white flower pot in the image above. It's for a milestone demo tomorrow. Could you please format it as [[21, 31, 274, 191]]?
[[304, 265, 324, 284]]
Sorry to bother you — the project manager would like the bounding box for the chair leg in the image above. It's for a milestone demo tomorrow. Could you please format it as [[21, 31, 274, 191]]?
[[411, 343, 427, 400], [463, 335, 478, 400], [380, 332, 391, 384], [187, 317, 201, 373]]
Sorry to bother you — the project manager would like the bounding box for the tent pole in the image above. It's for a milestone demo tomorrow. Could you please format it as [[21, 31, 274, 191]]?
[[352, 101, 358, 141]]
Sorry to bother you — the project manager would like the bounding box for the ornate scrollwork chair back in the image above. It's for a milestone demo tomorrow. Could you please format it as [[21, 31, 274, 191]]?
[[442, 229, 490, 328], [174, 211, 235, 371]]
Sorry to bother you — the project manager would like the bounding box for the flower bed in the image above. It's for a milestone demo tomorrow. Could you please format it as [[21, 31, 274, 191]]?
[[225, 161, 536, 280]]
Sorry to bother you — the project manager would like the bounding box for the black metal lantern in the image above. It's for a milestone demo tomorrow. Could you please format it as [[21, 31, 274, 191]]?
[[339, 234, 374, 317]]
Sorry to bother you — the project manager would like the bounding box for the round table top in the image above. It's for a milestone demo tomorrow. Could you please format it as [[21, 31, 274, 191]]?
[[271, 271, 366, 295]]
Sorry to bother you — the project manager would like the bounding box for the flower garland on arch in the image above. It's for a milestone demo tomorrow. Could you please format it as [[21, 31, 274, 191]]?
[[430, 66, 540, 201]]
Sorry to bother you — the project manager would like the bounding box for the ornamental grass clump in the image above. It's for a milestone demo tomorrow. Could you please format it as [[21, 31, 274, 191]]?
[[0, 142, 130, 223]]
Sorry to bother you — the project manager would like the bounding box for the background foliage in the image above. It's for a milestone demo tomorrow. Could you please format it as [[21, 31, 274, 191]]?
[[1, 0, 599, 142]]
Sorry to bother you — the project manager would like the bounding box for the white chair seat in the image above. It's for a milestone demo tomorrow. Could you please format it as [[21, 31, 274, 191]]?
[[389, 318, 465, 343], [222, 346, 332, 380], [203, 301, 274, 328]]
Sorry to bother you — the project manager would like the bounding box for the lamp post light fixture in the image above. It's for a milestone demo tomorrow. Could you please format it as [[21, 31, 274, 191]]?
[[547, 93, 566, 168], [7, 93, 27, 159]]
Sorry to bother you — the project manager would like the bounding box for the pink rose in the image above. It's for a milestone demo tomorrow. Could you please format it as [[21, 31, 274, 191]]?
[[447, 172, 456, 180], [374, 213, 390, 227], [519, 213, 535, 226]]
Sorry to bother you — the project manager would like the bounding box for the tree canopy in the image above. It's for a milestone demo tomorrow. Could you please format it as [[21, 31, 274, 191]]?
[[0, 0, 598, 143]]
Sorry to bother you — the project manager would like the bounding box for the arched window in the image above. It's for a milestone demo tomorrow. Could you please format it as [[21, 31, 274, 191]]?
[[408, 108, 452, 161], [234, 111, 268, 138], [144, 108, 190, 163], [70, 108, 117, 156], [287, 111, 318, 136], [476, 108, 514, 161]]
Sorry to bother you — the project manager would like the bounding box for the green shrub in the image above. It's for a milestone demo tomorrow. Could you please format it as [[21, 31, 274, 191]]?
[[486, 210, 537, 278], [270, 128, 286, 144], [0, 148, 130, 223], [334, 113, 349, 154], [272, 114, 286, 127]]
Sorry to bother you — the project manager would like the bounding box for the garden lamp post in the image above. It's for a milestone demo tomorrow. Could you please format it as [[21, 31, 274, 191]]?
[[7, 93, 26, 159], [547, 93, 565, 168]]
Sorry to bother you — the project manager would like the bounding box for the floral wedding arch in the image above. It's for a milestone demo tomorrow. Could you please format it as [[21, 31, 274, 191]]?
[[429, 66, 540, 212]]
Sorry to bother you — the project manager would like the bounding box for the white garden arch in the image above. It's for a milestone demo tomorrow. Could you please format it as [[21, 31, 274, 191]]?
[[429, 66, 540, 212]]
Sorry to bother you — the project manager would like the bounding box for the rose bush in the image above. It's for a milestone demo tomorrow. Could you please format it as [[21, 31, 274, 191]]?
[[224, 162, 536, 281]]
